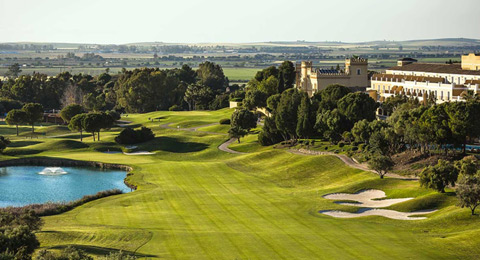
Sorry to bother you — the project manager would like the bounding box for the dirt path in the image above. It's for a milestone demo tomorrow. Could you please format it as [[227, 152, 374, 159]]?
[[218, 138, 247, 154], [159, 122, 227, 135], [288, 148, 417, 180], [116, 120, 133, 127]]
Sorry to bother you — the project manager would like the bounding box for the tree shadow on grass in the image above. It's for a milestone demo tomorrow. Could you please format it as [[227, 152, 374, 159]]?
[[48, 244, 157, 258], [142, 136, 209, 153], [8, 141, 42, 147]]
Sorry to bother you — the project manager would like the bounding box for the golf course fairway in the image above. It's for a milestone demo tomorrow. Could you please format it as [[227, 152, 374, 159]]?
[[1, 109, 479, 259]]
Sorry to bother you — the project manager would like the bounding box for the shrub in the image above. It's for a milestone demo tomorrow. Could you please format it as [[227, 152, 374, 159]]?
[[338, 142, 345, 148], [351, 146, 359, 151], [106, 110, 121, 121], [115, 127, 155, 145], [169, 105, 182, 111], [1, 189, 124, 217], [219, 118, 231, 125], [324, 146, 328, 150]]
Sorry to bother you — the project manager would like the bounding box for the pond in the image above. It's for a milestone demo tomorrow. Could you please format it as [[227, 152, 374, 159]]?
[[0, 166, 130, 207]]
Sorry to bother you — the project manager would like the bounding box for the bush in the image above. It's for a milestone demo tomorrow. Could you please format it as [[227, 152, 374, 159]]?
[[324, 146, 328, 150], [106, 110, 121, 121], [115, 127, 155, 145], [219, 118, 231, 125], [351, 146, 359, 151], [169, 105, 182, 111], [338, 142, 345, 148]]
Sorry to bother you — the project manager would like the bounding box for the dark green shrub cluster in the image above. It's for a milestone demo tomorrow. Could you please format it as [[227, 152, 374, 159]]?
[[219, 118, 231, 125], [115, 127, 155, 145], [1, 189, 123, 217]]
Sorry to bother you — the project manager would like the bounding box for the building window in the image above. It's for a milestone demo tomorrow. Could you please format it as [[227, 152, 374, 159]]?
[[357, 69, 361, 75]]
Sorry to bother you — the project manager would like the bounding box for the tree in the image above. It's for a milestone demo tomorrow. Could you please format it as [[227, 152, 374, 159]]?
[[254, 66, 279, 82], [419, 160, 459, 193], [5, 109, 27, 136], [351, 119, 371, 144], [369, 131, 391, 156], [258, 116, 283, 146], [60, 104, 83, 123], [315, 109, 350, 144], [457, 171, 480, 215], [337, 92, 377, 123], [275, 89, 302, 141], [22, 103, 44, 134], [196, 61, 227, 91], [184, 84, 214, 110], [296, 93, 314, 139], [231, 109, 257, 131], [278, 61, 296, 90], [266, 94, 281, 112], [319, 84, 351, 110], [82, 113, 103, 141], [257, 76, 279, 96], [68, 113, 86, 141], [368, 154, 394, 179], [5, 63, 22, 79], [97, 112, 115, 141], [228, 125, 248, 143], [243, 90, 267, 110]]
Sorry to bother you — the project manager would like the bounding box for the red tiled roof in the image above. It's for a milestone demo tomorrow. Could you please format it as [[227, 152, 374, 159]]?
[[388, 63, 480, 76]]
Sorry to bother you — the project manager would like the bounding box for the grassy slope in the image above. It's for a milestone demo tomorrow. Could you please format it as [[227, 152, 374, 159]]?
[[0, 108, 479, 259]]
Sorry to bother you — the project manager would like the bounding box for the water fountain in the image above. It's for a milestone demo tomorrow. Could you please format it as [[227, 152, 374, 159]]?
[[38, 167, 68, 175]]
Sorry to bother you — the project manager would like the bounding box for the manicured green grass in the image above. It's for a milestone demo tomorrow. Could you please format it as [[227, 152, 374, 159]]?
[[222, 68, 259, 81], [1, 110, 480, 259]]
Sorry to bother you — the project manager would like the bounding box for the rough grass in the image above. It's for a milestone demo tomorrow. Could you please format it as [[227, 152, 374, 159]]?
[[0, 109, 479, 259]]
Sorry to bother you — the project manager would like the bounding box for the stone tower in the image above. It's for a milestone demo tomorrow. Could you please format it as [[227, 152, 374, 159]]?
[[345, 57, 369, 88]]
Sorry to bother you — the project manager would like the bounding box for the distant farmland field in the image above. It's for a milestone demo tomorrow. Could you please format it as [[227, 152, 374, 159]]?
[[0, 67, 260, 82]]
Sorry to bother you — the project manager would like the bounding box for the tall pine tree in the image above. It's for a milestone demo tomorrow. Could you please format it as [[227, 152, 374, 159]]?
[[296, 93, 314, 139]]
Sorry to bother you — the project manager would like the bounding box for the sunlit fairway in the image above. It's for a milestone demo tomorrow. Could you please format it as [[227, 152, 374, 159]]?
[[1, 108, 480, 259]]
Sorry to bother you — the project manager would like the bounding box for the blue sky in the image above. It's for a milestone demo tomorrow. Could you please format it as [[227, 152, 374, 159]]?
[[0, 0, 479, 44]]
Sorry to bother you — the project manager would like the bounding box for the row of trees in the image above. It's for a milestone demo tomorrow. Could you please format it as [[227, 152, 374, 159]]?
[[5, 103, 44, 135], [417, 156, 480, 215], [0, 62, 231, 115], [68, 111, 117, 141], [258, 85, 377, 146]]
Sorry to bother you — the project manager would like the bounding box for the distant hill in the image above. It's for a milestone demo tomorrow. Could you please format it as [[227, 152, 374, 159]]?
[[1, 38, 480, 48]]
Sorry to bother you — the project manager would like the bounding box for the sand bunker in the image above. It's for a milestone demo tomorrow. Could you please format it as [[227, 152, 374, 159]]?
[[321, 189, 436, 220], [320, 209, 437, 221], [323, 190, 413, 208], [102, 151, 155, 155], [124, 151, 155, 155]]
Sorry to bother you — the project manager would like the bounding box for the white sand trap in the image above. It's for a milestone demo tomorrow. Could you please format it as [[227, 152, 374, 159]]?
[[102, 151, 154, 155], [323, 189, 413, 208], [320, 208, 437, 220], [124, 151, 155, 155]]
